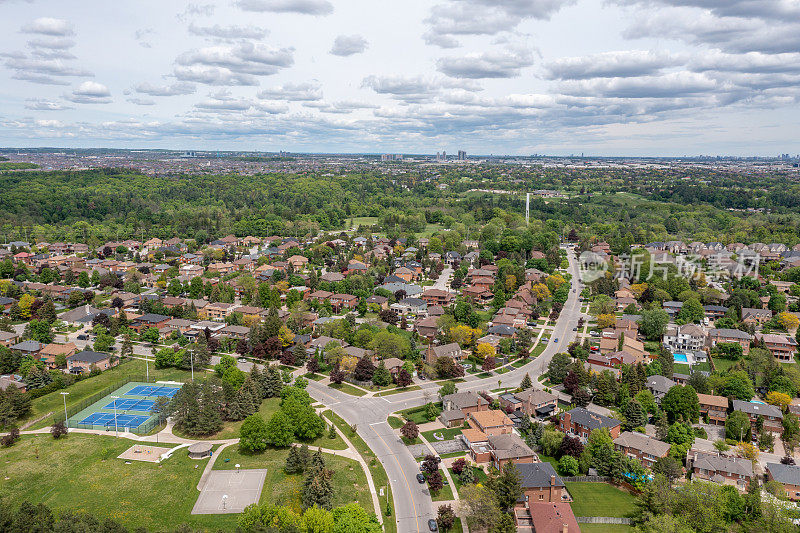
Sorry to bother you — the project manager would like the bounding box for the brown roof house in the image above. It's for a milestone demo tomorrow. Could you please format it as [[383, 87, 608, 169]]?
[[425, 342, 463, 365], [468, 409, 514, 436], [613, 431, 671, 468], [37, 342, 77, 368]]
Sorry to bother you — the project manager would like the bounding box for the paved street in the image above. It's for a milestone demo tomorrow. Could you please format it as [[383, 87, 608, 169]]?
[[303, 246, 584, 532]]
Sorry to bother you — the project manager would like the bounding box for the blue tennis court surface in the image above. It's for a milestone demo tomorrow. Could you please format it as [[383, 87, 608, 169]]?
[[126, 385, 180, 398], [79, 412, 151, 428], [103, 398, 156, 411]]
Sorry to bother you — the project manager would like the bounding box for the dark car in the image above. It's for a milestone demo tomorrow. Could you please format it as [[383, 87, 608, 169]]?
[[428, 519, 438, 531], [77, 334, 88, 340], [416, 473, 425, 484]]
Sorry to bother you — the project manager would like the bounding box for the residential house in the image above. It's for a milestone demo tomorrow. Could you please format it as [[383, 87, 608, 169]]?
[[516, 462, 565, 504], [391, 297, 427, 316], [468, 409, 514, 436], [663, 301, 683, 317], [520, 503, 579, 533], [67, 350, 114, 374], [558, 407, 622, 442], [425, 342, 463, 365], [488, 433, 537, 469], [599, 333, 646, 362], [755, 333, 798, 362], [440, 391, 489, 426], [732, 400, 783, 435], [613, 431, 671, 468], [287, 255, 309, 271], [741, 307, 772, 326], [766, 463, 800, 501], [330, 293, 358, 313], [498, 389, 558, 419], [708, 328, 753, 355], [201, 302, 237, 321], [663, 324, 707, 352], [218, 325, 250, 340], [646, 375, 676, 402], [0, 331, 19, 347], [698, 393, 729, 425], [130, 313, 171, 333], [10, 340, 42, 356], [461, 285, 493, 305], [365, 295, 389, 310], [37, 342, 77, 368], [692, 453, 753, 489], [421, 289, 453, 307], [414, 316, 439, 339]]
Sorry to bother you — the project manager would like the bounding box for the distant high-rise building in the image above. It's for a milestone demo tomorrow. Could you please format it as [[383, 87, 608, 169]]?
[[457, 150, 466, 160], [381, 154, 402, 161], [436, 151, 447, 162]]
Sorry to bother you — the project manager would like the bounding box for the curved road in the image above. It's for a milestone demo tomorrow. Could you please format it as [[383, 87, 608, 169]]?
[[305, 246, 584, 532]]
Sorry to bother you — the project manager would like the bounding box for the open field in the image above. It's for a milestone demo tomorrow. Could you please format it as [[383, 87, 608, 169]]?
[[214, 445, 373, 512], [0, 434, 236, 531]]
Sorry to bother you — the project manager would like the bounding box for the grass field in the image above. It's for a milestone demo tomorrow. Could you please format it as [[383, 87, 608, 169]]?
[[323, 410, 396, 533], [566, 482, 637, 518], [214, 445, 372, 512], [531, 344, 547, 357], [0, 434, 236, 531], [328, 382, 367, 396], [421, 427, 463, 442], [28, 359, 192, 430], [711, 356, 737, 372], [430, 481, 454, 502], [374, 385, 421, 397], [448, 466, 488, 496], [387, 416, 404, 429]]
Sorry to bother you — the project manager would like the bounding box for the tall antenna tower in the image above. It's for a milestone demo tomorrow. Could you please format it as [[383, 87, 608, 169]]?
[[525, 192, 530, 225]]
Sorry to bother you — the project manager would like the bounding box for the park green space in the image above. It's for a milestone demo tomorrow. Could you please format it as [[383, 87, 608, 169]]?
[[328, 382, 368, 396]]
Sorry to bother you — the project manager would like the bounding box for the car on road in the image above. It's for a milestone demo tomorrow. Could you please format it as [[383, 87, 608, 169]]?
[[416, 473, 425, 484], [573, 327, 578, 331], [77, 334, 88, 340], [237, 358, 248, 363], [428, 519, 438, 531], [553, 338, 558, 343]]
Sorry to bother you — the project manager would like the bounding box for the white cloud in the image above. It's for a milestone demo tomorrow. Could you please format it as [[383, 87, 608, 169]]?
[[64, 81, 112, 104], [21, 17, 74, 36], [235, 0, 333, 15], [437, 48, 534, 79], [330, 35, 368, 57]]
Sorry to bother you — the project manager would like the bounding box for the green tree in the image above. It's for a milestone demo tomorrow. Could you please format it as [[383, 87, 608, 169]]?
[[623, 399, 647, 431], [726, 410, 752, 442], [660, 385, 699, 424], [265, 410, 295, 447], [239, 414, 269, 453], [676, 298, 704, 324], [547, 352, 571, 384]]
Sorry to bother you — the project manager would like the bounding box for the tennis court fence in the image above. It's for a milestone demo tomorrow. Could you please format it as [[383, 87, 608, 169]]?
[[51, 375, 177, 435]]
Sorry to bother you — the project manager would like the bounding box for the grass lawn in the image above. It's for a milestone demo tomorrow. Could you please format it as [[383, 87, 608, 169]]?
[[449, 466, 488, 495], [711, 356, 737, 372], [421, 427, 463, 442], [323, 410, 396, 533], [173, 396, 280, 441], [398, 404, 441, 425], [0, 434, 237, 531], [375, 385, 421, 397], [328, 382, 367, 397], [303, 372, 326, 381], [430, 481, 454, 502], [348, 216, 379, 228], [538, 454, 560, 470], [387, 416, 404, 429], [531, 344, 547, 357], [566, 482, 637, 518], [673, 363, 691, 374], [214, 445, 372, 512], [438, 451, 465, 459], [401, 436, 422, 445], [28, 359, 192, 429], [512, 359, 529, 368]]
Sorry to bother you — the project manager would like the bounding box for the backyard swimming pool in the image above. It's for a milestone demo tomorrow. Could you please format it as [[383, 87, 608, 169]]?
[[673, 352, 689, 363]]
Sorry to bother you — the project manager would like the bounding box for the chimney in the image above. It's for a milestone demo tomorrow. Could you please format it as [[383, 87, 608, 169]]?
[[562, 524, 569, 533], [550, 475, 556, 486]]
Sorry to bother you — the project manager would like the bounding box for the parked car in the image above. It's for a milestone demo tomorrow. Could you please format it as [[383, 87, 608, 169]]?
[[238, 357, 248, 363], [77, 334, 88, 340], [428, 519, 438, 531], [416, 473, 425, 484]]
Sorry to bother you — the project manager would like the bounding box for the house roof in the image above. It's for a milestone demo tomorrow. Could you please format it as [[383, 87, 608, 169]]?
[[517, 461, 565, 488], [766, 462, 800, 485], [709, 328, 753, 340], [562, 407, 621, 430], [470, 409, 513, 428], [697, 393, 728, 409], [527, 503, 580, 533], [10, 340, 42, 352], [694, 454, 753, 477], [732, 400, 782, 419], [647, 375, 676, 394], [613, 431, 671, 457], [430, 342, 461, 357], [487, 433, 535, 459], [461, 428, 488, 443], [443, 391, 488, 410], [68, 350, 110, 364]]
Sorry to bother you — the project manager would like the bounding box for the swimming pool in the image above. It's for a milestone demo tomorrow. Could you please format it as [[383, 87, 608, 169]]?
[[673, 353, 689, 363]]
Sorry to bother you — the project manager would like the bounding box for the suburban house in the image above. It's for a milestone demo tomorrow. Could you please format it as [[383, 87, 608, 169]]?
[[741, 307, 773, 326], [421, 289, 454, 307], [708, 328, 753, 355], [766, 462, 800, 501], [487, 433, 537, 469], [755, 333, 798, 362], [558, 407, 622, 442], [613, 431, 671, 468], [414, 316, 439, 339], [518, 502, 579, 533], [663, 323, 707, 352], [599, 333, 646, 360], [130, 313, 171, 333], [732, 400, 783, 435], [442, 391, 489, 415], [330, 293, 358, 313], [425, 342, 463, 365], [287, 255, 309, 270], [498, 389, 558, 419], [468, 409, 514, 436], [697, 393, 729, 425], [37, 342, 77, 368], [646, 375, 676, 402], [0, 331, 19, 347], [10, 340, 42, 356], [67, 350, 114, 374], [692, 453, 753, 489], [517, 462, 566, 504]]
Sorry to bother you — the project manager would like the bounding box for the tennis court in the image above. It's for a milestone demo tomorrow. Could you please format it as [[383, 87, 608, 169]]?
[[127, 385, 180, 398], [66, 381, 182, 434], [103, 398, 156, 412], [80, 412, 151, 429]]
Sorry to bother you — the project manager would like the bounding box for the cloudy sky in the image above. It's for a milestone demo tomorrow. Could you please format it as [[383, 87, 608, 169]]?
[[1, 0, 799, 155]]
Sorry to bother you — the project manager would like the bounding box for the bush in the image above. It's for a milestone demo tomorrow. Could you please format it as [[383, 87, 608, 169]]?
[[558, 455, 579, 476]]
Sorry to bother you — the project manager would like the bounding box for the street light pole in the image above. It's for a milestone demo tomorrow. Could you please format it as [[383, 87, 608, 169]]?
[[60, 392, 69, 431], [191, 349, 194, 381], [111, 395, 119, 437]]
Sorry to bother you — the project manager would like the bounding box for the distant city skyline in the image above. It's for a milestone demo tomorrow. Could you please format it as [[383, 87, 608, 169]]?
[[1, 0, 799, 155]]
